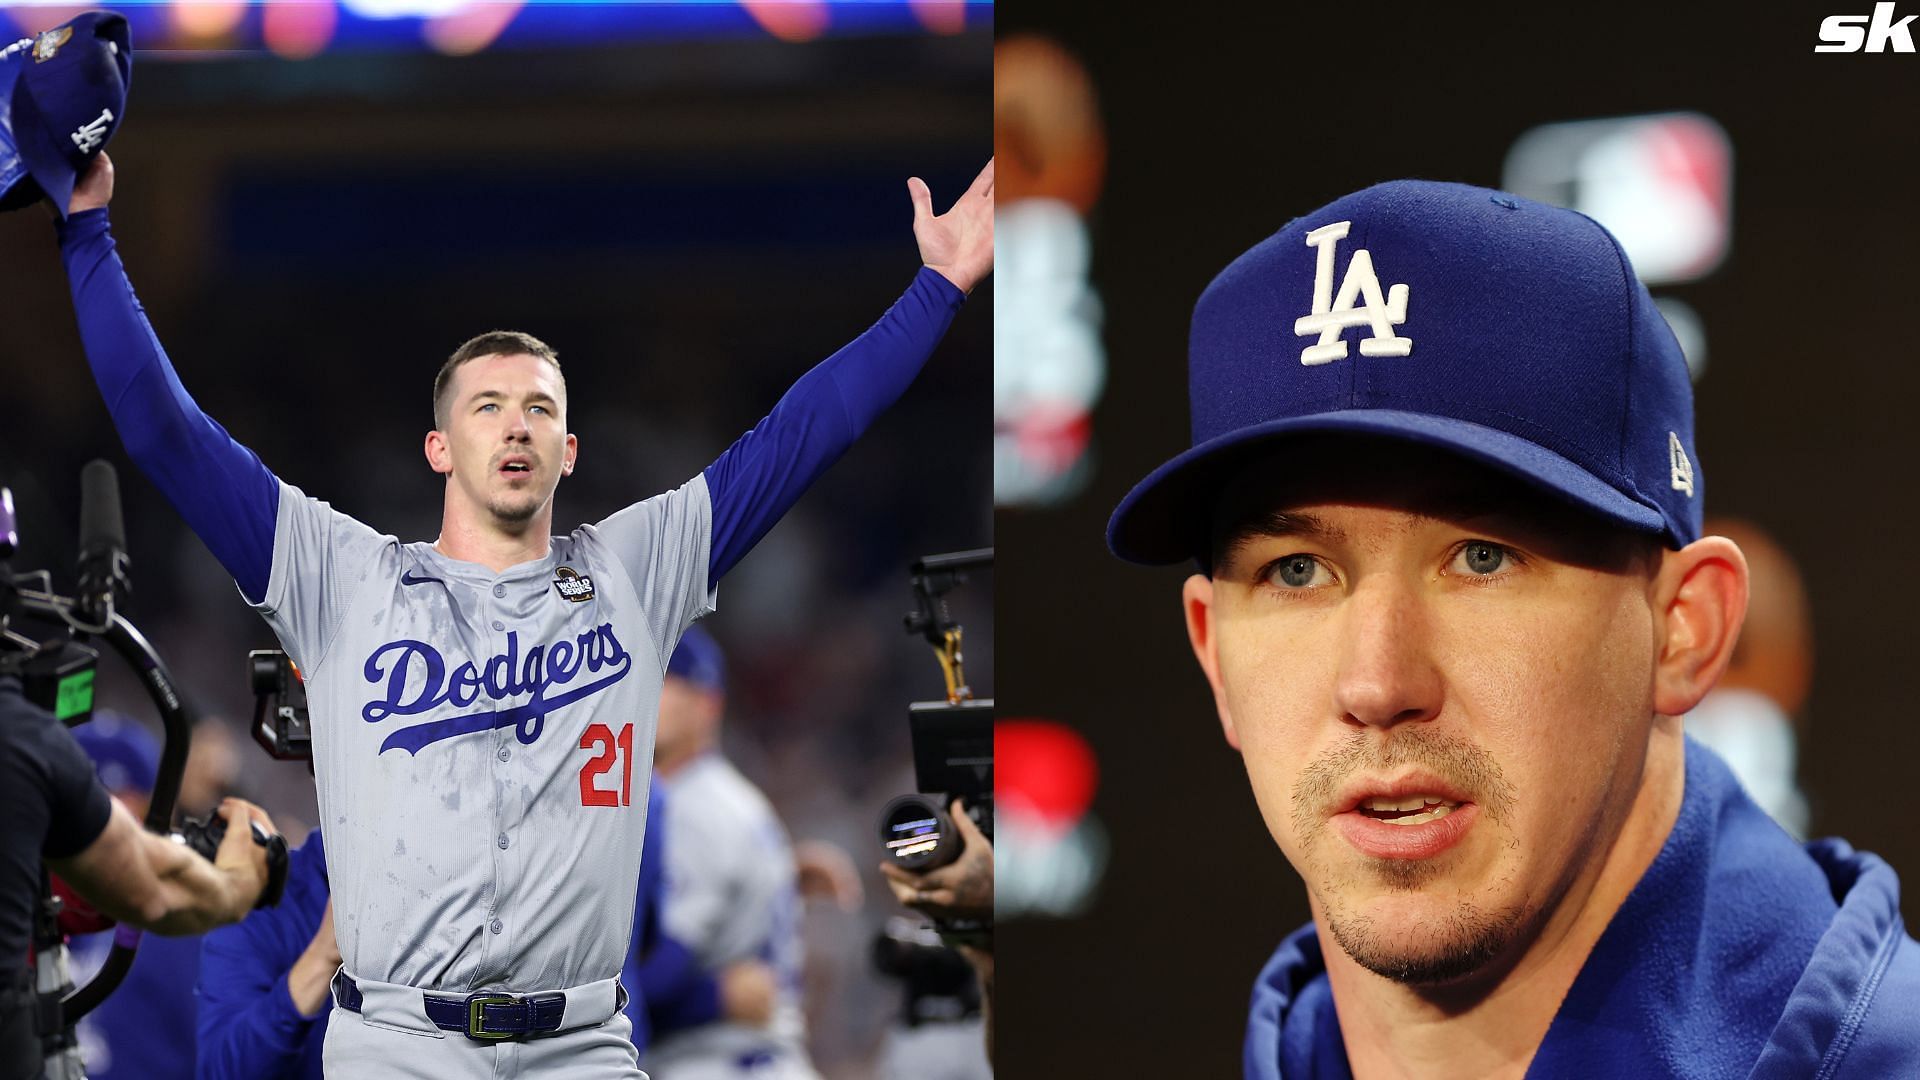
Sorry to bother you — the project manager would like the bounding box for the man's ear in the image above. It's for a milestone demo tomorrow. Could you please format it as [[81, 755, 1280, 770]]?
[[424, 429, 452, 475], [1651, 536, 1750, 718], [1183, 574, 1242, 750], [561, 432, 578, 477]]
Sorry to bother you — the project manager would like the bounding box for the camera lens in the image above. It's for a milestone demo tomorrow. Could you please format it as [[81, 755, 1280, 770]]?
[[879, 794, 956, 871]]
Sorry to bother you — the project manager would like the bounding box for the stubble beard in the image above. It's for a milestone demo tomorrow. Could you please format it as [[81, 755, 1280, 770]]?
[[1317, 876, 1529, 987], [487, 492, 542, 528], [482, 475, 548, 529], [1293, 729, 1531, 988]]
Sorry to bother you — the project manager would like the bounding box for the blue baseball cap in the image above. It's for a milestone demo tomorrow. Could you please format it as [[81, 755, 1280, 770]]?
[[0, 11, 130, 218], [1108, 179, 1701, 566], [71, 709, 159, 795], [666, 624, 726, 694]]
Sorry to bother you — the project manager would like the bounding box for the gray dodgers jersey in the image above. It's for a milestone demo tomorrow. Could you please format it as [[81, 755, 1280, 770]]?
[[251, 475, 715, 992], [646, 754, 809, 1069]]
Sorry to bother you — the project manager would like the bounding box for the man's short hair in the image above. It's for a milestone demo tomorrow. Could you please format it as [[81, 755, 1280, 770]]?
[[432, 330, 563, 428]]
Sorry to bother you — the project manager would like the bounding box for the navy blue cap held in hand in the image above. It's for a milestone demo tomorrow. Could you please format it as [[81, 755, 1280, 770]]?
[[0, 11, 131, 218], [1107, 179, 1701, 566]]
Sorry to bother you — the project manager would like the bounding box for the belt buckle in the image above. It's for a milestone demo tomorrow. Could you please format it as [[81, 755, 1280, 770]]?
[[465, 993, 519, 1041]]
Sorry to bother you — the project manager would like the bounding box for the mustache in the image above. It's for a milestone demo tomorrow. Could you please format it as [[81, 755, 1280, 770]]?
[[1291, 728, 1516, 838]]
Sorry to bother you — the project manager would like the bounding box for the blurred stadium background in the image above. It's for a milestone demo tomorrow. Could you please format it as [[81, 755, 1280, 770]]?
[[994, 5, 1920, 1076], [0, 2, 989, 1076]]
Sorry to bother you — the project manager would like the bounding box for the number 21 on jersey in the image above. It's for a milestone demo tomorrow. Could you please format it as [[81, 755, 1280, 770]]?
[[578, 723, 634, 806]]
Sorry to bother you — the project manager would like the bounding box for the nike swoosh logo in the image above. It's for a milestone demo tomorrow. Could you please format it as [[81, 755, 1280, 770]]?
[[400, 570, 444, 587]]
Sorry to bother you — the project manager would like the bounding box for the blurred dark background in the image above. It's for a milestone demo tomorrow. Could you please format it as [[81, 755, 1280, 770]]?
[[0, 7, 989, 1076], [993, 5, 1920, 1075]]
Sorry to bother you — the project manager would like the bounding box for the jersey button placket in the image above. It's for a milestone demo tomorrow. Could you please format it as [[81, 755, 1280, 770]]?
[[485, 581, 513, 967]]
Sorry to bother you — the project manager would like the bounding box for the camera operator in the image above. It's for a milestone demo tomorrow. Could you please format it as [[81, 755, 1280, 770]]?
[[0, 673, 277, 1077], [878, 798, 993, 1061], [69, 712, 205, 1080]]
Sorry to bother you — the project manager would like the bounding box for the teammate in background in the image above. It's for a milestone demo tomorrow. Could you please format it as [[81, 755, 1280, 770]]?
[[641, 626, 815, 1080], [67, 713, 202, 1080], [176, 719, 243, 821], [196, 826, 333, 1080], [1106, 180, 1920, 1078], [49, 150, 990, 1078]]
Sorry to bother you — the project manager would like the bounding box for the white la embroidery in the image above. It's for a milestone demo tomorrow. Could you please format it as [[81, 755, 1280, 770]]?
[[1669, 432, 1695, 497], [70, 109, 112, 155], [1292, 220, 1412, 366]]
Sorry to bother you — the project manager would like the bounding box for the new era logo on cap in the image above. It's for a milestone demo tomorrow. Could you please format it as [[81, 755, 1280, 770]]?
[[1108, 179, 1703, 566], [1670, 432, 1695, 497]]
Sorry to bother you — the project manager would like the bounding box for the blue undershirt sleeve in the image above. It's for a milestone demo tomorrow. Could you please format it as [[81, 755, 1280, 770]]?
[[701, 266, 966, 587], [56, 208, 280, 603], [196, 917, 319, 1080], [638, 934, 724, 1033]]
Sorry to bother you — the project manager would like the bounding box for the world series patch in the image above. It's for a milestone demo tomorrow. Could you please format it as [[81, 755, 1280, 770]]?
[[33, 25, 71, 62], [553, 566, 595, 603]]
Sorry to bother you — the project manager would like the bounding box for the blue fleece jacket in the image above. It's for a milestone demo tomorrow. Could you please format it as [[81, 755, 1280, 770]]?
[[1246, 739, 1920, 1079]]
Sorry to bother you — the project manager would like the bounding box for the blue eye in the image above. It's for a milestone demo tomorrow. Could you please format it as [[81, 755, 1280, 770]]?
[[1266, 554, 1329, 589], [1453, 542, 1509, 576]]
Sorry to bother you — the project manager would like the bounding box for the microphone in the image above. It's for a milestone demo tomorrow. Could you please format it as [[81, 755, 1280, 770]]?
[[76, 459, 129, 627]]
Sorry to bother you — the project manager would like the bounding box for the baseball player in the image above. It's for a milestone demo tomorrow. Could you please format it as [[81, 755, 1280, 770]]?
[[1106, 180, 1920, 1077], [640, 626, 813, 1080], [47, 151, 991, 1078]]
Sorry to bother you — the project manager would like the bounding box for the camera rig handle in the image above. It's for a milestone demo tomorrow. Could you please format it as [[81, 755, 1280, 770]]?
[[0, 464, 194, 1022], [9, 584, 193, 1020], [904, 548, 991, 704]]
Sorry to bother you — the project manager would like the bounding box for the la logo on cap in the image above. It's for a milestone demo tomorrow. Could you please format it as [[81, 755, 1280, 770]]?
[[1292, 220, 1412, 366]]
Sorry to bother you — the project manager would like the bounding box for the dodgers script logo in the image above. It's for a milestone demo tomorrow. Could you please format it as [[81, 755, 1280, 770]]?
[[1293, 220, 1412, 366], [362, 624, 631, 755]]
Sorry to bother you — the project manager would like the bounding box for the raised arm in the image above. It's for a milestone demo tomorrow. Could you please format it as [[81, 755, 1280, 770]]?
[[56, 153, 280, 601], [702, 160, 994, 585]]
